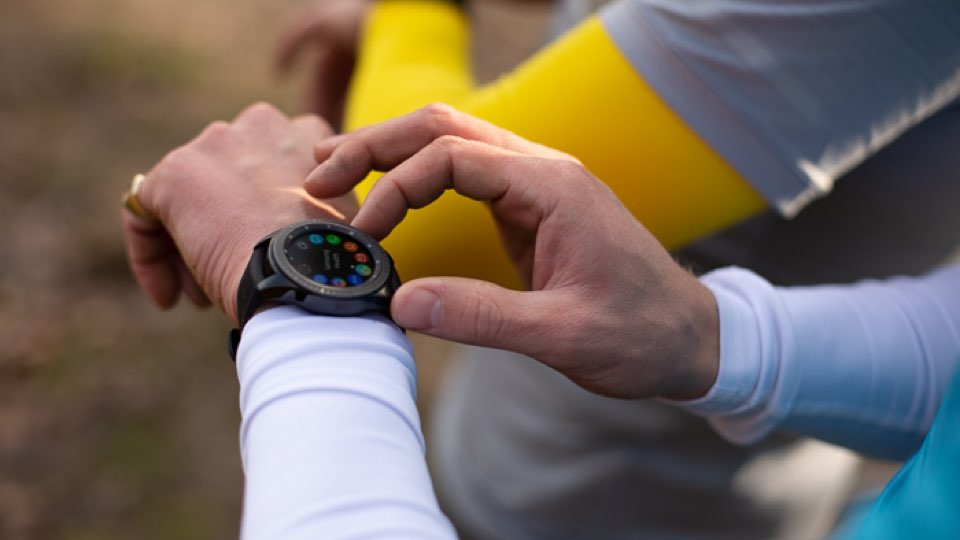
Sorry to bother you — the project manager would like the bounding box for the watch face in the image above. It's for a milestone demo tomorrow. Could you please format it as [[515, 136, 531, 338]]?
[[270, 220, 390, 298]]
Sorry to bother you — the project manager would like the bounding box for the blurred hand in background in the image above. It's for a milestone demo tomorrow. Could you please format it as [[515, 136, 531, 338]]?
[[274, 0, 371, 130]]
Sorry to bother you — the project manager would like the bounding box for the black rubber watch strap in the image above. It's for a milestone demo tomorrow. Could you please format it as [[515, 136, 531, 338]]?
[[235, 241, 269, 330], [229, 237, 272, 361]]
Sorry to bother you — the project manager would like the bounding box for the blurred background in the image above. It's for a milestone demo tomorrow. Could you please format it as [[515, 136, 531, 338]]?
[[0, 0, 549, 537]]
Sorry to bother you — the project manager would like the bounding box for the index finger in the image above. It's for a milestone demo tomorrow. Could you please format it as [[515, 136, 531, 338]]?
[[305, 103, 566, 198], [353, 136, 557, 239]]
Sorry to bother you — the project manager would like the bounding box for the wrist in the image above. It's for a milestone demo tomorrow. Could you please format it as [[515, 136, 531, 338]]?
[[217, 232, 266, 327], [660, 279, 721, 400]]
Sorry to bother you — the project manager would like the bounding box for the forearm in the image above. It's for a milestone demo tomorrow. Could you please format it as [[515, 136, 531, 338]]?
[[682, 265, 960, 460], [236, 307, 455, 539]]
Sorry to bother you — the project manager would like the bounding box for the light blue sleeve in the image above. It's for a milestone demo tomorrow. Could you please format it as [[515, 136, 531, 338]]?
[[835, 367, 960, 540], [679, 264, 960, 460], [235, 307, 457, 540]]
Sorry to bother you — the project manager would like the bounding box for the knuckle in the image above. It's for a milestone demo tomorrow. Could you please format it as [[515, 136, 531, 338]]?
[[153, 139, 215, 186], [420, 102, 459, 134], [552, 156, 590, 179], [198, 120, 231, 143], [154, 145, 193, 178], [552, 158, 601, 193], [556, 150, 583, 166], [298, 114, 334, 136], [243, 101, 281, 118], [235, 102, 287, 128], [433, 134, 466, 152]]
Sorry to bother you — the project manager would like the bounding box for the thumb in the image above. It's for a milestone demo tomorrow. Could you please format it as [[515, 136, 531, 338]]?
[[393, 277, 552, 356]]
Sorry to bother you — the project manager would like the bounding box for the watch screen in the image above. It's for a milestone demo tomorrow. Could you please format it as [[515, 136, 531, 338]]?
[[284, 230, 376, 288]]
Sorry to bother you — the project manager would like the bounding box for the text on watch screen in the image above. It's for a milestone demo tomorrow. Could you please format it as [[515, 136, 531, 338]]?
[[285, 231, 375, 287]]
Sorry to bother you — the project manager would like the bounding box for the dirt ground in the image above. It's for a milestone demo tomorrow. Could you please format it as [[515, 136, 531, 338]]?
[[0, 0, 548, 538]]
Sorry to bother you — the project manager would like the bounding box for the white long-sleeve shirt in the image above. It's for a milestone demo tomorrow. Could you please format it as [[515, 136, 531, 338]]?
[[682, 264, 960, 460], [236, 309, 456, 539], [235, 264, 960, 537]]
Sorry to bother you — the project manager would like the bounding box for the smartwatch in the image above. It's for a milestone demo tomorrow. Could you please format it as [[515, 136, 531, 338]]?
[[228, 219, 401, 360]]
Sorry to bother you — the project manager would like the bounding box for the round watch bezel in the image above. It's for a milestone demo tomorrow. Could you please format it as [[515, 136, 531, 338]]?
[[268, 220, 392, 299]]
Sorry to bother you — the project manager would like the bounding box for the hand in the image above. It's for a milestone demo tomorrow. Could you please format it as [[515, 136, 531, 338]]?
[[274, 0, 370, 130], [305, 104, 719, 400], [122, 103, 359, 325]]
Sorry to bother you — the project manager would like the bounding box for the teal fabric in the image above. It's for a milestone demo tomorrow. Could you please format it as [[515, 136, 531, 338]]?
[[841, 367, 960, 540]]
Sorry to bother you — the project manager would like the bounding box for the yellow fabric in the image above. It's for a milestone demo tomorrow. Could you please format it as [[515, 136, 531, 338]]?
[[345, 1, 766, 286], [345, 1, 473, 130]]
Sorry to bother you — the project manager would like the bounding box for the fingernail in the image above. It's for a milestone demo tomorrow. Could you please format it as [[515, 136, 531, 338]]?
[[304, 161, 328, 186], [395, 287, 442, 330]]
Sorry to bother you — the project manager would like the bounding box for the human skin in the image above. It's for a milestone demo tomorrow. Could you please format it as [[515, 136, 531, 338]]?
[[121, 101, 718, 400], [121, 103, 358, 325], [306, 104, 720, 400], [274, 0, 370, 129]]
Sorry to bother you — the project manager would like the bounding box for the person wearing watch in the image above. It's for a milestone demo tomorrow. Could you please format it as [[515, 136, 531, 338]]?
[[122, 102, 456, 539], [122, 102, 960, 539]]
